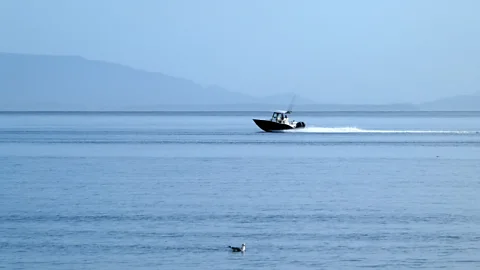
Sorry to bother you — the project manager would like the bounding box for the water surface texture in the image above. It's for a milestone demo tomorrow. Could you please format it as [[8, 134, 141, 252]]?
[[1, 111, 480, 269]]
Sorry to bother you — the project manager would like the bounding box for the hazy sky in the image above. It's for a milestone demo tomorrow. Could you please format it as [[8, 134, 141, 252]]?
[[1, 0, 479, 104]]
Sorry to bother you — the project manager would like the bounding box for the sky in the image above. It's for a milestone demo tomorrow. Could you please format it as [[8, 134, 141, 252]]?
[[1, 0, 479, 104]]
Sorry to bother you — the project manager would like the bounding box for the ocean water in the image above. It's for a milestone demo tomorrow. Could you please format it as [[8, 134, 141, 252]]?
[[1, 111, 480, 269]]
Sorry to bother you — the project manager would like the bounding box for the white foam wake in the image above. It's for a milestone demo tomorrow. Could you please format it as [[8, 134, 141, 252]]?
[[281, 126, 477, 134]]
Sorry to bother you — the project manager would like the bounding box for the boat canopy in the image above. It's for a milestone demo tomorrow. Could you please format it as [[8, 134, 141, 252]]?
[[272, 110, 291, 114]]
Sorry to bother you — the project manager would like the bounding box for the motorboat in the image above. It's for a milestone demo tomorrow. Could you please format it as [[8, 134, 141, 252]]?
[[253, 110, 306, 132]]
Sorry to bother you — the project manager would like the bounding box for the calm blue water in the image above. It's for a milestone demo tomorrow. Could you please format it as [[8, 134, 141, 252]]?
[[1, 111, 480, 269]]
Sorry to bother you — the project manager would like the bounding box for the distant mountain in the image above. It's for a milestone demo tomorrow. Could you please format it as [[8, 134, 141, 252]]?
[[2, 52, 477, 111], [419, 93, 480, 111], [255, 93, 317, 105], [0, 52, 254, 110]]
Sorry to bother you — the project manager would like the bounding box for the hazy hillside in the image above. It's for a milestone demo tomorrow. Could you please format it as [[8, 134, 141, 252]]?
[[419, 93, 480, 111], [0, 52, 254, 110], [1, 52, 478, 111]]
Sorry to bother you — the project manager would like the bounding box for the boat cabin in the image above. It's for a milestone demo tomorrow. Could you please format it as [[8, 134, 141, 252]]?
[[270, 110, 291, 124]]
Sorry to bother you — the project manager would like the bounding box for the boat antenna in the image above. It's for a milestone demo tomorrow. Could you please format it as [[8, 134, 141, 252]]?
[[286, 94, 296, 114]]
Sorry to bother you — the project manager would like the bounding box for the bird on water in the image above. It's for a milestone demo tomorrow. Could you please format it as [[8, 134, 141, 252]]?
[[228, 243, 246, 252]]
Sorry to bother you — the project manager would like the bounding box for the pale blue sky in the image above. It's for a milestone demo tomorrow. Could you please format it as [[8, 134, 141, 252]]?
[[1, 0, 479, 104]]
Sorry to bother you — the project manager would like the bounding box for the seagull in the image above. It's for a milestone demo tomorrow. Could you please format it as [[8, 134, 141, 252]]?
[[228, 243, 246, 252]]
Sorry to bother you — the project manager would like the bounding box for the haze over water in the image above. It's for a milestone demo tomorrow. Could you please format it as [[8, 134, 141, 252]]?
[[1, 111, 480, 269]]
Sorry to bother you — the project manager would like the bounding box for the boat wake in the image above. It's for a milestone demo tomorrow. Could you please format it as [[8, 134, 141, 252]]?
[[280, 126, 478, 134]]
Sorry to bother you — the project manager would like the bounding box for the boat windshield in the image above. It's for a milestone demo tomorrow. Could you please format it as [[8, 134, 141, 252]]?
[[271, 112, 288, 123]]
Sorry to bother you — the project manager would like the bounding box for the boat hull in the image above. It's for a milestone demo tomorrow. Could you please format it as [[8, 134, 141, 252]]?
[[253, 119, 298, 132]]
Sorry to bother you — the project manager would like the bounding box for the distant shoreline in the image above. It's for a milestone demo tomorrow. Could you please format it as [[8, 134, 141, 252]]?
[[3, 52, 480, 113], [1, 110, 480, 117], [1, 109, 480, 112]]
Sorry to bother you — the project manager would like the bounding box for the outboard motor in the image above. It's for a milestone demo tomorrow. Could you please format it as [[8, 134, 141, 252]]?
[[295, 122, 306, 128]]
